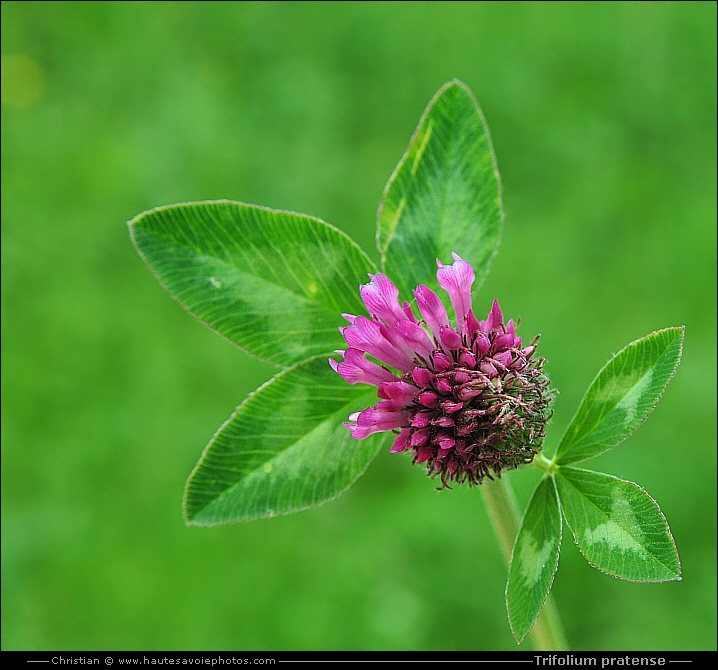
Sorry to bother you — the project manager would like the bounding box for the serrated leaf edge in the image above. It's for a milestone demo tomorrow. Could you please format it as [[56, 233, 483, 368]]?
[[375, 79, 504, 293], [555, 326, 685, 466], [506, 474, 563, 644], [556, 467, 681, 583], [182, 353, 384, 526], [128, 199, 378, 370]]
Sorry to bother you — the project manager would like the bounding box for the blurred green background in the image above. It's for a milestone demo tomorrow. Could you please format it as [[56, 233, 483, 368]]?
[[2, 0, 715, 652]]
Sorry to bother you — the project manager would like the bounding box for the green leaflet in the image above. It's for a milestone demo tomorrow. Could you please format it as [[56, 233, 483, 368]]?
[[184, 355, 386, 525], [506, 476, 562, 643], [129, 200, 376, 368], [377, 79, 503, 303], [556, 327, 684, 466], [555, 467, 680, 582]]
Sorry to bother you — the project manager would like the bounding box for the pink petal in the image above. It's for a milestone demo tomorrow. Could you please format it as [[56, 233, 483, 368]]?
[[411, 427, 431, 447], [457, 385, 484, 400], [394, 320, 434, 360], [374, 400, 404, 412], [360, 273, 406, 326], [494, 350, 513, 367], [436, 253, 475, 331], [466, 310, 481, 339], [434, 432, 455, 449], [344, 423, 378, 439], [379, 322, 420, 364], [347, 404, 409, 438], [418, 391, 439, 407], [415, 446, 434, 463], [411, 367, 435, 387], [440, 326, 462, 351], [494, 332, 520, 351], [459, 350, 476, 368], [402, 301, 418, 323], [390, 428, 412, 453], [414, 285, 449, 340], [412, 412, 432, 428], [480, 361, 498, 377], [435, 377, 452, 394], [432, 351, 453, 372], [440, 400, 464, 414], [485, 299, 504, 332], [342, 316, 414, 372], [379, 380, 417, 405], [453, 370, 471, 383], [334, 348, 400, 386], [474, 333, 491, 356]]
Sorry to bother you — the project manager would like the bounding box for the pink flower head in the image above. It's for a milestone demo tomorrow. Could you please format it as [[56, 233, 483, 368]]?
[[329, 253, 553, 487]]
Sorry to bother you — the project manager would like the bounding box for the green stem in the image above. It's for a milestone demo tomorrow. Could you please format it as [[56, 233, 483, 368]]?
[[481, 476, 569, 651]]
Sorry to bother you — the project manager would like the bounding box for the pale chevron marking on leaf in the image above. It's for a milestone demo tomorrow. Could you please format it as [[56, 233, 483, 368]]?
[[555, 327, 684, 465], [582, 485, 648, 558], [557, 468, 680, 582], [615, 368, 654, 427], [518, 535, 557, 585], [506, 476, 562, 643]]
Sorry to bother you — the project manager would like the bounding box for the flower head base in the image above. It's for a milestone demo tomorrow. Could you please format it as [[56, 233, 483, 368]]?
[[331, 253, 553, 488]]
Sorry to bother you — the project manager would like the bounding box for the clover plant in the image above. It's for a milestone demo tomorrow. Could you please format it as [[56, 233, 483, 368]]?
[[129, 80, 682, 649]]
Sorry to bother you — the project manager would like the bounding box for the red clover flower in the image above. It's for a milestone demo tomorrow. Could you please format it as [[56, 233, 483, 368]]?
[[330, 253, 553, 488]]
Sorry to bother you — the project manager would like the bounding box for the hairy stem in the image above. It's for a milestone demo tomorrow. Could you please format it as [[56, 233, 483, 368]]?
[[481, 476, 569, 651]]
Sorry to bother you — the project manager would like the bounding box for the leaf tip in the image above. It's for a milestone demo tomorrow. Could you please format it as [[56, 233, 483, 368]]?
[[508, 620, 531, 646], [447, 77, 468, 89]]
